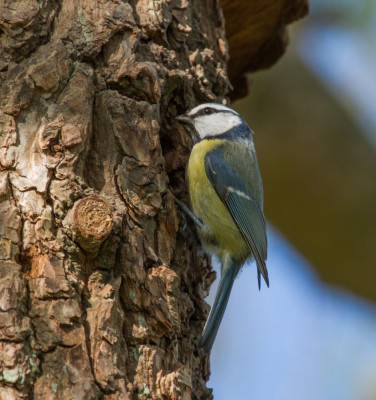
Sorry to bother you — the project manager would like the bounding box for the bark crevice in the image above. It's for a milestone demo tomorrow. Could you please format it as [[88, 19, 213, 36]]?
[[0, 0, 307, 398]]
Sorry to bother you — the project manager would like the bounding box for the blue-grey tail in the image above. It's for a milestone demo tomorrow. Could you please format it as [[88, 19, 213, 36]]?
[[257, 258, 269, 290], [199, 259, 238, 354]]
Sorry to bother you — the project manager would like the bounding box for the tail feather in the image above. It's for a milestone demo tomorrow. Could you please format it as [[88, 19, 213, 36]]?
[[257, 258, 269, 290], [199, 260, 238, 354]]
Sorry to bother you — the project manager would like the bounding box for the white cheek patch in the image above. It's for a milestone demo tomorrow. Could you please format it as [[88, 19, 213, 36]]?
[[194, 113, 243, 139]]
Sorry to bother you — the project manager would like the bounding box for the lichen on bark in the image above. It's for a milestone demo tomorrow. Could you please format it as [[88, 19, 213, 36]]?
[[0, 0, 228, 398]]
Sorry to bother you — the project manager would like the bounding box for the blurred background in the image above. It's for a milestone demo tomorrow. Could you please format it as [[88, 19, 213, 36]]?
[[209, 1, 376, 399]]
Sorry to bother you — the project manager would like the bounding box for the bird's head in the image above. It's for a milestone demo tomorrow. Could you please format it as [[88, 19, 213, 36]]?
[[176, 103, 245, 141]]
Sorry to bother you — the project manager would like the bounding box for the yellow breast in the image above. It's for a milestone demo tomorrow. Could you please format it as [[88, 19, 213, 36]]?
[[186, 139, 249, 261]]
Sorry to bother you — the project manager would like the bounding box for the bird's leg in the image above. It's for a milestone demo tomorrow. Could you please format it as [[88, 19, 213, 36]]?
[[175, 197, 204, 228]]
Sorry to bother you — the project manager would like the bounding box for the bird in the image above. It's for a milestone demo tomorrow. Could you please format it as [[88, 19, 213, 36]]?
[[176, 103, 269, 354]]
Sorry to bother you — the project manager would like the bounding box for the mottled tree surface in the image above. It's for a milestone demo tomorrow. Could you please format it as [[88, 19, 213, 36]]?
[[0, 1, 306, 399]]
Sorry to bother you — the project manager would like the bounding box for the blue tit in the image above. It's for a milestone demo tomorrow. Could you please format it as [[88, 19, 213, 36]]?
[[176, 103, 268, 353]]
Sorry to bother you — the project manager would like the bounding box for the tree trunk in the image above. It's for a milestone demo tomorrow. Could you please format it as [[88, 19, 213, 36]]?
[[0, 1, 307, 399]]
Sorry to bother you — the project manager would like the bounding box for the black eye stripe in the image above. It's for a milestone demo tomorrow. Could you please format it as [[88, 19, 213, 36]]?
[[190, 108, 238, 119], [190, 108, 215, 118]]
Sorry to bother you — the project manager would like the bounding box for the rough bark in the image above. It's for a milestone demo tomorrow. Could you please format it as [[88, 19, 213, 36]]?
[[0, 1, 306, 399]]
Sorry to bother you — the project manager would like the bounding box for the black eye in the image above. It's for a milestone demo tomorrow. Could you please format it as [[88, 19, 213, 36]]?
[[204, 107, 211, 114]]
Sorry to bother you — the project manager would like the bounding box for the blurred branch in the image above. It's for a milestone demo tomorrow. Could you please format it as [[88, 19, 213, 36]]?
[[221, 0, 308, 100]]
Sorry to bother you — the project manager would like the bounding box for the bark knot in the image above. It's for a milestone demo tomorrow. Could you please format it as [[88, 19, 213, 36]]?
[[69, 197, 114, 253]]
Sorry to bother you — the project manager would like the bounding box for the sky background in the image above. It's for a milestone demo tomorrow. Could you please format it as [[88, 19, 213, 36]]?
[[207, 1, 376, 399], [209, 228, 376, 400]]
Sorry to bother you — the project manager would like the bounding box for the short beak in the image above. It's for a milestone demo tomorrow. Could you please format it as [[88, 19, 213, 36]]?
[[176, 115, 193, 125], [176, 114, 199, 143]]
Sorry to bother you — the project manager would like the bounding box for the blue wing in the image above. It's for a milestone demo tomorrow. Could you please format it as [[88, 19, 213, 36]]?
[[205, 146, 269, 287]]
